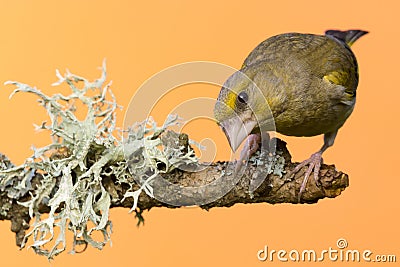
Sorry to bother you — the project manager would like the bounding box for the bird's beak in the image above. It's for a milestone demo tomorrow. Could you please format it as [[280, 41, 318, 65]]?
[[220, 117, 257, 152]]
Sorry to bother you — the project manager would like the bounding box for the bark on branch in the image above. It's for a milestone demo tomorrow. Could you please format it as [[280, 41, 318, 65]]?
[[0, 138, 349, 248]]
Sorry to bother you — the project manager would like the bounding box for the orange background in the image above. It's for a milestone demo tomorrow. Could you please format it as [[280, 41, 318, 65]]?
[[0, 0, 399, 266]]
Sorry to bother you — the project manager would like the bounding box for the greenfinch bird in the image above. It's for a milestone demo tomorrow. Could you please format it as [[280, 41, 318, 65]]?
[[214, 29, 368, 201]]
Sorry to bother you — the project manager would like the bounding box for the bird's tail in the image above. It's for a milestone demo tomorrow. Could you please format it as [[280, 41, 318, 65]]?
[[325, 29, 368, 46]]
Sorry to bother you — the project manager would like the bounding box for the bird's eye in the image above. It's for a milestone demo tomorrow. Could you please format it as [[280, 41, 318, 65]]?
[[237, 91, 248, 104]]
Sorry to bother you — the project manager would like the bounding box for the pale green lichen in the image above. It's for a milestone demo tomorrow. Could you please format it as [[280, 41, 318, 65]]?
[[0, 61, 199, 259], [248, 148, 285, 194], [121, 114, 199, 211]]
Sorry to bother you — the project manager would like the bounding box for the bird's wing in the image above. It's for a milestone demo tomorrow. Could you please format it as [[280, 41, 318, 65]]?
[[242, 33, 359, 101]]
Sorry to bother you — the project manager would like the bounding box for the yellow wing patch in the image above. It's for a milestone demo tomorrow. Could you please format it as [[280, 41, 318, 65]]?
[[323, 70, 349, 86], [324, 70, 357, 102]]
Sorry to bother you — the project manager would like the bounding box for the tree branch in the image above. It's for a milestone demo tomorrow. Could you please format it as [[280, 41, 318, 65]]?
[[0, 138, 349, 248]]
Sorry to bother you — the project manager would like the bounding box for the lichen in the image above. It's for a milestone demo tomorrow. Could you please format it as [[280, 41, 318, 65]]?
[[0, 61, 199, 259], [121, 114, 199, 211], [248, 147, 285, 194]]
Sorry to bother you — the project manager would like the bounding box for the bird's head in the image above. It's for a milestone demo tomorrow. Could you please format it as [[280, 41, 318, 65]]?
[[214, 69, 274, 152]]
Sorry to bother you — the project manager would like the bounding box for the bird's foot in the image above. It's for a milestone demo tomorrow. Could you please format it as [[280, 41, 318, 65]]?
[[287, 151, 323, 202], [235, 133, 261, 174]]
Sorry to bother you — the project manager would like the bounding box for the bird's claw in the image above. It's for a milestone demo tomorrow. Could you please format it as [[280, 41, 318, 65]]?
[[287, 151, 323, 202]]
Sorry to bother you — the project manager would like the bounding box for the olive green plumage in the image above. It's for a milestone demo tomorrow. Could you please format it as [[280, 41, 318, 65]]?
[[214, 29, 367, 150]]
